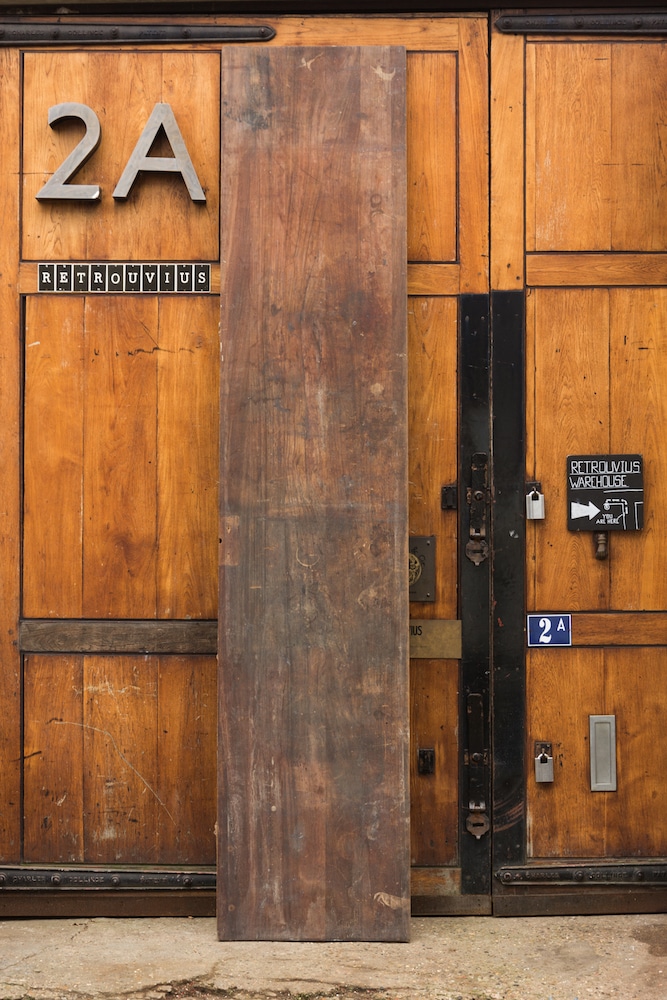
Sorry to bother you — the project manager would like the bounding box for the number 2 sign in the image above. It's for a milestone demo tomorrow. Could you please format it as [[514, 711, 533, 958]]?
[[527, 614, 572, 647], [36, 101, 206, 203]]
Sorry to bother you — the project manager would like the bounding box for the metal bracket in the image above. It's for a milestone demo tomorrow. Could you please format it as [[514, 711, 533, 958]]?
[[441, 484, 457, 511], [497, 864, 667, 886], [0, 867, 215, 890], [464, 693, 490, 839]]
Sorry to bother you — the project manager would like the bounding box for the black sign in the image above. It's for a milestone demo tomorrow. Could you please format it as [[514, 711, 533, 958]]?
[[38, 262, 210, 294], [567, 455, 644, 531]]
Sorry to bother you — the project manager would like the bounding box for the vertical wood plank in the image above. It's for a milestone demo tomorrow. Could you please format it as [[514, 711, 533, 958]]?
[[610, 289, 667, 610], [0, 48, 21, 862], [23, 298, 84, 617], [490, 27, 525, 289], [219, 46, 408, 941], [157, 298, 219, 619], [410, 659, 458, 866], [458, 17, 489, 293], [611, 44, 667, 251], [530, 289, 611, 610], [408, 295, 458, 620], [23, 655, 84, 863], [82, 298, 158, 618], [83, 656, 159, 863], [528, 43, 611, 251], [406, 52, 457, 263], [157, 655, 217, 864]]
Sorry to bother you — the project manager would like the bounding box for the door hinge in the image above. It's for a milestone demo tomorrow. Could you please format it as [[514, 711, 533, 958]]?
[[465, 452, 490, 565]]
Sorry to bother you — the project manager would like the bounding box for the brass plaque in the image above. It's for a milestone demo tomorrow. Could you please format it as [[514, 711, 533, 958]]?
[[409, 619, 462, 659]]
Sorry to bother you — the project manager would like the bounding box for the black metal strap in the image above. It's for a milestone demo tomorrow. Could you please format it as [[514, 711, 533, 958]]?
[[496, 14, 667, 35], [0, 23, 275, 45]]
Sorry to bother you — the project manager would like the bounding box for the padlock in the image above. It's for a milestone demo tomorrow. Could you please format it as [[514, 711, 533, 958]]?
[[526, 489, 545, 520], [534, 745, 554, 783]]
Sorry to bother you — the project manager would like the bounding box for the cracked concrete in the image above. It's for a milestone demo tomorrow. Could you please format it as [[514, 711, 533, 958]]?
[[1, 914, 666, 1000]]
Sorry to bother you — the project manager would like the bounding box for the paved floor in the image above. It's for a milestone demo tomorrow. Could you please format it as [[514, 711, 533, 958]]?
[[1, 913, 666, 1000]]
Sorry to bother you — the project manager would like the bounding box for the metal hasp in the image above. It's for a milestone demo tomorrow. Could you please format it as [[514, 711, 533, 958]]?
[[0, 23, 276, 45], [465, 693, 490, 839], [466, 453, 489, 565]]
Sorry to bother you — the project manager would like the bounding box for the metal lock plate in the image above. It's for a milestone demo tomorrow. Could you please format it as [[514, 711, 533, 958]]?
[[534, 742, 554, 782]]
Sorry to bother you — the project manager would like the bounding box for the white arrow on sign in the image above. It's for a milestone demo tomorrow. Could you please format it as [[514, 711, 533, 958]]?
[[571, 500, 600, 520]]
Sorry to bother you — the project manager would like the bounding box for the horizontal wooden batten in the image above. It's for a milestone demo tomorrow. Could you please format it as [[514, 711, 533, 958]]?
[[526, 612, 667, 647], [407, 263, 460, 296], [527, 254, 667, 287], [19, 262, 221, 295], [19, 619, 217, 653]]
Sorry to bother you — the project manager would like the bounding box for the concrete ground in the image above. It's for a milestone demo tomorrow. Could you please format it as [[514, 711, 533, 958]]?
[[1, 914, 666, 1000]]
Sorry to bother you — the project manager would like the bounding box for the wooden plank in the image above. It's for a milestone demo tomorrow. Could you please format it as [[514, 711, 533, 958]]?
[[157, 656, 216, 863], [0, 48, 21, 864], [408, 296, 458, 621], [410, 659, 458, 866], [83, 656, 159, 863], [254, 15, 460, 50], [20, 620, 217, 654], [218, 46, 408, 941], [82, 297, 158, 618], [529, 289, 611, 611], [23, 298, 84, 618], [571, 613, 667, 646], [157, 297, 219, 619], [490, 25, 525, 289], [23, 655, 84, 863], [611, 44, 667, 251], [458, 17, 489, 293], [407, 263, 459, 296], [407, 52, 457, 263], [527, 253, 667, 286], [21, 51, 219, 261], [527, 43, 612, 251], [610, 289, 667, 610]]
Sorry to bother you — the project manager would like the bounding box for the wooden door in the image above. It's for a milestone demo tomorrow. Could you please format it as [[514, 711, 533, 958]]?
[[492, 14, 667, 915], [0, 15, 487, 921]]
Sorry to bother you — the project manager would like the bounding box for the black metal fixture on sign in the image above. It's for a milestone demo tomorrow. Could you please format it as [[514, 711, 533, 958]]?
[[0, 868, 216, 890]]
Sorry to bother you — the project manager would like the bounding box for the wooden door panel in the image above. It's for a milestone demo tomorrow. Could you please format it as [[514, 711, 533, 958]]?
[[21, 51, 219, 261], [527, 647, 667, 859], [527, 41, 667, 253], [23, 653, 216, 864], [23, 296, 219, 619]]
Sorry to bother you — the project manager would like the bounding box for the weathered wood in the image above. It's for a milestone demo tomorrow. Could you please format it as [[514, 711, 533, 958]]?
[[407, 263, 460, 296], [23, 655, 84, 863], [459, 17, 489, 293], [527, 253, 667, 287], [21, 50, 219, 261], [0, 48, 21, 863], [20, 620, 217, 653], [83, 297, 159, 618], [218, 45, 408, 941], [572, 613, 667, 646], [490, 26, 525, 288], [407, 52, 457, 263], [410, 660, 459, 866], [23, 298, 84, 618], [156, 297, 219, 619]]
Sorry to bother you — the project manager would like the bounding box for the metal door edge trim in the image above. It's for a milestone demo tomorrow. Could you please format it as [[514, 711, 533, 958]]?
[[497, 864, 667, 886], [0, 867, 216, 890], [0, 23, 276, 44], [496, 14, 667, 35]]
